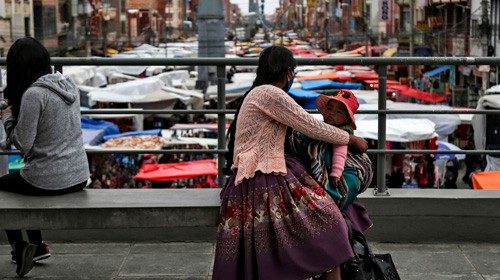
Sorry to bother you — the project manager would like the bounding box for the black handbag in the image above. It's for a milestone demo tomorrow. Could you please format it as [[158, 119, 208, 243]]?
[[341, 222, 401, 280]]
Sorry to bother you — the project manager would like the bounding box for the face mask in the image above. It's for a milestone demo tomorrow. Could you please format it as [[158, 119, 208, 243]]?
[[283, 76, 294, 92]]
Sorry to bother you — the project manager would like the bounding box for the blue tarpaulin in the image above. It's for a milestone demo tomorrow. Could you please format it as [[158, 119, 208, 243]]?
[[288, 89, 320, 109], [301, 80, 334, 90], [82, 128, 105, 145], [301, 80, 363, 90], [81, 117, 120, 137], [103, 129, 162, 141], [423, 66, 450, 77], [330, 81, 363, 89]]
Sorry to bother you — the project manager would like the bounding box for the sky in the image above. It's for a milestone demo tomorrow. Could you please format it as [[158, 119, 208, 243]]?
[[232, 0, 280, 15]]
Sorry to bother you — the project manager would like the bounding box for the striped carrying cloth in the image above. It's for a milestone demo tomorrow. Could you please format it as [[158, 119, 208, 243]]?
[[288, 130, 373, 210]]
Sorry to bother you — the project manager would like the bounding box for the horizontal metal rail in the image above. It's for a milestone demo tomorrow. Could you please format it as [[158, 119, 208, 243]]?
[[1, 57, 499, 194], [80, 109, 500, 115], [1, 149, 497, 155], [1, 57, 500, 66]]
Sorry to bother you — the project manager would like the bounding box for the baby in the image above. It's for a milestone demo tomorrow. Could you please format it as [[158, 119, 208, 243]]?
[[316, 90, 358, 187], [288, 90, 373, 209]]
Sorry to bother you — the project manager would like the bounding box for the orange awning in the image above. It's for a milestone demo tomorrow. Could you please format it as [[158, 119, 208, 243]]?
[[472, 171, 500, 190]]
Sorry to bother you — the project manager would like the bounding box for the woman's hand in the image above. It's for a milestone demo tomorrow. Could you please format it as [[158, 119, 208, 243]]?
[[348, 134, 368, 154]]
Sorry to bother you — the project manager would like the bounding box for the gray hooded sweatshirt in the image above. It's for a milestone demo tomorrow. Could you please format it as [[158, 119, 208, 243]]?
[[6, 72, 90, 189]]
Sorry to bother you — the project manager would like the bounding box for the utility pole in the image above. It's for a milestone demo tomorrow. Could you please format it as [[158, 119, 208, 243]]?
[[102, 1, 109, 57], [480, 0, 490, 95], [364, 1, 369, 57], [195, 0, 224, 91], [409, 0, 415, 83]]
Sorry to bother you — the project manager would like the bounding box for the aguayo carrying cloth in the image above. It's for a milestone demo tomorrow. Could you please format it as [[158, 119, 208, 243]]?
[[289, 131, 373, 209]]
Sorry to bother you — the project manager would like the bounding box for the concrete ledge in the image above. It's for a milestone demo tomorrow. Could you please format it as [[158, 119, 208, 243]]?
[[1, 189, 499, 242]]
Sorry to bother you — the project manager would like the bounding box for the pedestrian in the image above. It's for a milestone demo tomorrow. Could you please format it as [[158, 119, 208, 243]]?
[[0, 37, 90, 277], [213, 46, 368, 280]]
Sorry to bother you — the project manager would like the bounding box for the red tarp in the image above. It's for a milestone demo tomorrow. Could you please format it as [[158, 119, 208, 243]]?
[[364, 80, 401, 86], [397, 87, 448, 103], [370, 84, 448, 103], [353, 73, 379, 80], [297, 73, 352, 82], [134, 159, 218, 182]]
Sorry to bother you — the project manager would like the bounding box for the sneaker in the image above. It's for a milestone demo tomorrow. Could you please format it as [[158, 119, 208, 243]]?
[[13, 241, 36, 278], [33, 242, 51, 262], [11, 242, 51, 264]]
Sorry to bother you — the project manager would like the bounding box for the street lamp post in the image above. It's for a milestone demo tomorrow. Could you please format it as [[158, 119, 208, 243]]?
[[101, 0, 110, 57]]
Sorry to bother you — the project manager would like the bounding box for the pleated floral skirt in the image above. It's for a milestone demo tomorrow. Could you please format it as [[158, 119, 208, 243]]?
[[212, 155, 360, 280]]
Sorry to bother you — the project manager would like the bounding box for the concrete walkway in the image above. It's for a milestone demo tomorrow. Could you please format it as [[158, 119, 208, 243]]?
[[1, 242, 499, 279]]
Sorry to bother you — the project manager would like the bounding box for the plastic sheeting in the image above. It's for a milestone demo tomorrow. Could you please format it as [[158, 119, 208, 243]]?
[[472, 94, 500, 172], [87, 71, 202, 107], [356, 103, 461, 137], [473, 94, 500, 150], [472, 171, 500, 190], [103, 129, 162, 141], [81, 117, 120, 137], [82, 128, 105, 146], [134, 159, 217, 182], [288, 88, 320, 109], [353, 119, 438, 142], [423, 66, 450, 77]]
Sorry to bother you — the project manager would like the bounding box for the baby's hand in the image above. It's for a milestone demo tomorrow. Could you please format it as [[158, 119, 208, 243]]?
[[331, 176, 341, 186], [0, 106, 11, 117]]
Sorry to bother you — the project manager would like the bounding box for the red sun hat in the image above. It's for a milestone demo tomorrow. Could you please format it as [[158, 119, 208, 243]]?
[[316, 89, 359, 129]]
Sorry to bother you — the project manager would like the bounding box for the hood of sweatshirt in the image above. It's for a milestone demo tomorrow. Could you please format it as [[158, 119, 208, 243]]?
[[31, 72, 78, 105]]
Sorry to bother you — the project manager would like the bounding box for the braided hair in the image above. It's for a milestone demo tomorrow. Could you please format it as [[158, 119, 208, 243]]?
[[224, 46, 297, 175]]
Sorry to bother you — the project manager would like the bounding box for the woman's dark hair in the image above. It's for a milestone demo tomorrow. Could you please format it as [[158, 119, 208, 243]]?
[[5, 37, 52, 119], [224, 46, 297, 174]]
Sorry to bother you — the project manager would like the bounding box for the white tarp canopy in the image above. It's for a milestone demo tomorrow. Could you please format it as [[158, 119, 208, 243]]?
[[356, 102, 461, 137], [354, 118, 438, 142], [485, 85, 500, 94], [63, 66, 98, 86], [87, 71, 202, 107], [312, 115, 437, 142], [472, 94, 500, 150], [472, 94, 500, 171]]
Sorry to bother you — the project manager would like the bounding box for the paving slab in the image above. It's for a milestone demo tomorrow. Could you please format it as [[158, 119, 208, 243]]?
[[1, 242, 498, 279], [0, 254, 124, 279], [49, 242, 131, 255], [115, 277, 207, 280], [130, 243, 213, 254], [119, 253, 212, 278], [399, 274, 484, 280]]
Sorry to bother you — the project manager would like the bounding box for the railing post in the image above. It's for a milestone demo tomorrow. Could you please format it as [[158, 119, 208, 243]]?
[[0, 77, 7, 177], [216, 65, 226, 188], [375, 65, 390, 196]]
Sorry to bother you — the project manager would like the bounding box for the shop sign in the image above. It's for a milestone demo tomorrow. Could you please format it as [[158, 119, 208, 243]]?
[[127, 0, 154, 10], [427, 16, 443, 28], [478, 65, 491, 72], [451, 36, 466, 56], [381, 0, 389, 21], [459, 66, 472, 76], [416, 21, 429, 31]]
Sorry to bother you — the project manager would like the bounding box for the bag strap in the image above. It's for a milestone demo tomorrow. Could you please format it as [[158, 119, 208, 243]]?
[[344, 217, 374, 257]]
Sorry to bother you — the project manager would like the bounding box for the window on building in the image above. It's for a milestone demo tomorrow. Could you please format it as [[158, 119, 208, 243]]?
[[34, 1, 57, 38], [471, 19, 480, 38]]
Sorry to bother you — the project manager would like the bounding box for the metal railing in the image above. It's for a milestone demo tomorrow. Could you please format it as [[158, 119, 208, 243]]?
[[2, 56, 500, 194]]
